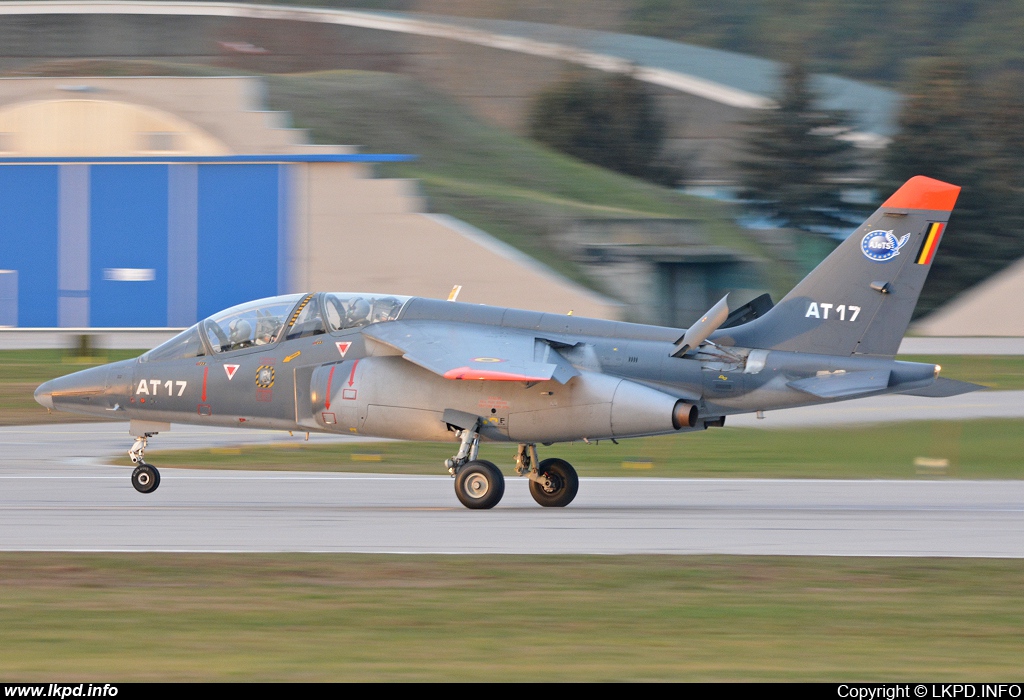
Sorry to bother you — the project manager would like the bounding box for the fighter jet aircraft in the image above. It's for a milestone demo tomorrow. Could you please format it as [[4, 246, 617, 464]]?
[[35, 176, 981, 509]]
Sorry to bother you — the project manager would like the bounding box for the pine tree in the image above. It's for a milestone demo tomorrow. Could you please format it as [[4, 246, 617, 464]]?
[[735, 61, 862, 233], [528, 72, 683, 186], [882, 59, 1024, 315]]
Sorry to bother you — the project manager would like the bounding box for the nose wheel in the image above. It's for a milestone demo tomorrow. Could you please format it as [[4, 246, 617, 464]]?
[[128, 432, 161, 494], [131, 463, 161, 494]]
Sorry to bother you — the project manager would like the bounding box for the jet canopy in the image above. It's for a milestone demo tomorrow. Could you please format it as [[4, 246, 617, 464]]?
[[141, 292, 411, 362]]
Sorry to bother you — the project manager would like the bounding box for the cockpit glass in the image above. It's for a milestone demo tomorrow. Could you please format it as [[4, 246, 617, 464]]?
[[323, 293, 409, 332], [141, 325, 205, 362], [202, 294, 304, 354]]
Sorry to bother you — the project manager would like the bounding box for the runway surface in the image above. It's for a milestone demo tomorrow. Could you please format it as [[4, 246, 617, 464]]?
[[1, 391, 1022, 557], [1, 466, 1022, 556]]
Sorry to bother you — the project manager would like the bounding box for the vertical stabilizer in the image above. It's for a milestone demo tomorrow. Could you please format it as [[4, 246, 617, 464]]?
[[723, 176, 960, 356]]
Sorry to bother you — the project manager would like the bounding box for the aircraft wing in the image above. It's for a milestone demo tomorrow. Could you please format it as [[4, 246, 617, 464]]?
[[362, 321, 580, 383]]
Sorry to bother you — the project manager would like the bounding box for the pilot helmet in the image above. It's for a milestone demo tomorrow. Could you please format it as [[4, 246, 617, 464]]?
[[228, 318, 252, 342], [348, 297, 371, 321]]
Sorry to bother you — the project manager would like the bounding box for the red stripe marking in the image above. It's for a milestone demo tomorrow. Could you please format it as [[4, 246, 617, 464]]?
[[443, 366, 549, 381], [202, 366, 208, 402], [325, 365, 336, 410], [348, 359, 359, 387]]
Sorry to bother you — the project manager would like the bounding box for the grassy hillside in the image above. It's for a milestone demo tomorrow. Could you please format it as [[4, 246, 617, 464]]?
[[262, 70, 786, 296]]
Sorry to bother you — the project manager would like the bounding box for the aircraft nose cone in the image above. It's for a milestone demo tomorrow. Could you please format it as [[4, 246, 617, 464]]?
[[34, 381, 54, 410]]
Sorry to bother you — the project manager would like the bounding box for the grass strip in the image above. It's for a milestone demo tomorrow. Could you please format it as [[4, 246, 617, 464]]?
[[0, 553, 1022, 681]]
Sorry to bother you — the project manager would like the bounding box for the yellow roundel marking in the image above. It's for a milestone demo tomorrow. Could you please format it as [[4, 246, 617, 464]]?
[[472, 357, 505, 363]]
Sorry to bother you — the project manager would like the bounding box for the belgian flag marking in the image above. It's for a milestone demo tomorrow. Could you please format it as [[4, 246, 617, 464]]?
[[915, 222, 945, 265]]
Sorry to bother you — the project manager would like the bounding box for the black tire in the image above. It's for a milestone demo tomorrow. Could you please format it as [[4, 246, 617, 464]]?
[[529, 458, 578, 508], [454, 460, 505, 510], [131, 464, 160, 494]]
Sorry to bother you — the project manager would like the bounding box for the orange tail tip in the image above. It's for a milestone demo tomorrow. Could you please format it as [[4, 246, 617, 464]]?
[[882, 175, 961, 211]]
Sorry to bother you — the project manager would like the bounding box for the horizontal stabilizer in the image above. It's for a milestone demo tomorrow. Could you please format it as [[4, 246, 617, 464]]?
[[787, 370, 891, 399], [895, 378, 987, 397]]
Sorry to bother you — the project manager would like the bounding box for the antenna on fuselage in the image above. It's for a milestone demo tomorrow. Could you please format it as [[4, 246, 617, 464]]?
[[447, 285, 463, 302]]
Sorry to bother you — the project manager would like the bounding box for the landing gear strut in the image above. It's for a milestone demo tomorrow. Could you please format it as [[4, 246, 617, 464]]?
[[442, 420, 578, 510], [128, 433, 161, 494], [447, 419, 505, 509], [516, 444, 578, 508]]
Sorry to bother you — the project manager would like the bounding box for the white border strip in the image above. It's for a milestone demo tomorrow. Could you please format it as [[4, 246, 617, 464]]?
[[0, 1, 774, 110]]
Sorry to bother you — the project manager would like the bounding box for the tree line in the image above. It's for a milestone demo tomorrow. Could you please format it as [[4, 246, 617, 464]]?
[[527, 60, 1024, 316]]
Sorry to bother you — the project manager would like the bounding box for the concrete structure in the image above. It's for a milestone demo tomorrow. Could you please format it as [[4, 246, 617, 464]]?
[[0, 1, 900, 183], [0, 75, 619, 328], [557, 218, 762, 327], [912, 257, 1024, 337]]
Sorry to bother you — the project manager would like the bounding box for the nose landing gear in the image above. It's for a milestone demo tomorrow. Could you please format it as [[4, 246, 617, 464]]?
[[131, 463, 160, 493], [128, 433, 161, 494]]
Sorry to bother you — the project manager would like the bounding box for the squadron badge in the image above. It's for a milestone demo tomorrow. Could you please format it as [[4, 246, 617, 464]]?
[[861, 230, 911, 262], [255, 365, 275, 389]]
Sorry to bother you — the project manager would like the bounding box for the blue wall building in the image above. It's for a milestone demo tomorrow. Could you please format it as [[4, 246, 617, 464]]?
[[0, 155, 408, 328]]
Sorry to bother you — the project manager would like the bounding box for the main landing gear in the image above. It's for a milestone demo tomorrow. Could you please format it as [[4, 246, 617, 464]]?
[[444, 421, 578, 510], [128, 433, 161, 494]]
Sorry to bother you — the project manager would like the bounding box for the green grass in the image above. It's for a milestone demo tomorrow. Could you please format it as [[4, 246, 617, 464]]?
[[1, 553, 1022, 681], [136, 418, 1024, 480], [901, 354, 1024, 391]]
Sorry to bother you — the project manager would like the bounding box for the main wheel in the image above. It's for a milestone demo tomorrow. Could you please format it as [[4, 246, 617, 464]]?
[[529, 458, 578, 508], [454, 460, 505, 510], [131, 463, 161, 494]]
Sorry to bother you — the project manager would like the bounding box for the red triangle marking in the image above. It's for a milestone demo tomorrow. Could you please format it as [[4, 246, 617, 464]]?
[[336, 341, 352, 358], [224, 364, 240, 380]]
